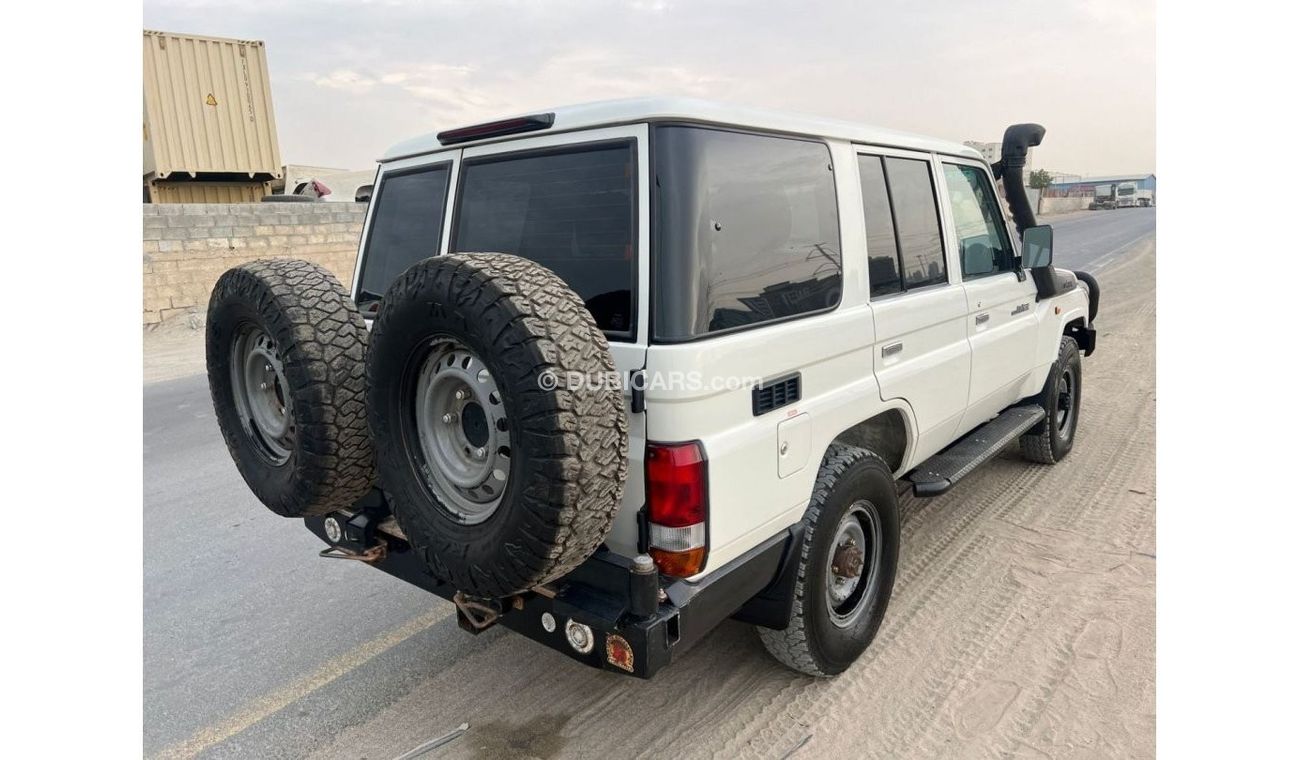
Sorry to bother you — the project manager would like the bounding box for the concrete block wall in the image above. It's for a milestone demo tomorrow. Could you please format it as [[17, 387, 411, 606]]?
[[143, 202, 367, 325], [1038, 196, 1094, 215]]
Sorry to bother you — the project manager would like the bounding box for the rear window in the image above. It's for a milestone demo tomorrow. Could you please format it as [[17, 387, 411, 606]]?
[[653, 127, 841, 341], [452, 141, 637, 337], [355, 163, 451, 313]]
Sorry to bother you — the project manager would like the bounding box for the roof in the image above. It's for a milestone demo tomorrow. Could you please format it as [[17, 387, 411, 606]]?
[[381, 97, 983, 162], [1056, 174, 1156, 185]]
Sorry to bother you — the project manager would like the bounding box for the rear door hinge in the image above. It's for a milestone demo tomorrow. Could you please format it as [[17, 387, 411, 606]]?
[[630, 369, 646, 414]]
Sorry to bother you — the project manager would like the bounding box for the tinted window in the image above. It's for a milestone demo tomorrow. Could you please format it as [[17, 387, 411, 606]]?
[[453, 142, 636, 336], [654, 127, 841, 341], [884, 157, 946, 290], [942, 163, 1015, 278], [355, 164, 451, 313], [858, 155, 901, 298]]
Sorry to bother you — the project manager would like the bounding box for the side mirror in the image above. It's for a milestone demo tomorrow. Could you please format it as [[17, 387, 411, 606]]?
[[1022, 224, 1054, 269]]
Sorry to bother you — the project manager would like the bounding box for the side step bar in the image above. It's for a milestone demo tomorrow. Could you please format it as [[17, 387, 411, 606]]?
[[906, 406, 1046, 497]]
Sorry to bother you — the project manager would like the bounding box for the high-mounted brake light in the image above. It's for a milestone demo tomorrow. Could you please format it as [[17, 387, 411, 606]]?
[[646, 441, 708, 577], [436, 113, 556, 145]]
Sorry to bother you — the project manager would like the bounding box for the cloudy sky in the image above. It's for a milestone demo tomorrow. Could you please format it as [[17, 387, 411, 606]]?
[[143, 0, 1154, 176]]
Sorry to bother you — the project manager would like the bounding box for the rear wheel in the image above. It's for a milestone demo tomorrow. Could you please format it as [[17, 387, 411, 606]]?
[[758, 445, 900, 677]]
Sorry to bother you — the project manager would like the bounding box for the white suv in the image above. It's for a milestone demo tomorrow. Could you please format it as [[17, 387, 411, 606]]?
[[204, 98, 1098, 678]]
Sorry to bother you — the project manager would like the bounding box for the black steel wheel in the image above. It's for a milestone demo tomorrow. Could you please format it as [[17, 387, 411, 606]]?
[[1020, 336, 1083, 464], [758, 445, 900, 677]]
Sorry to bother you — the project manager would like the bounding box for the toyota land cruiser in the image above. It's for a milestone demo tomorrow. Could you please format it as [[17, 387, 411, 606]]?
[[205, 98, 1098, 678]]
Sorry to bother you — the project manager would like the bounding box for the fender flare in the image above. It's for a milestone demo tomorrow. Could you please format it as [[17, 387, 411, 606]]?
[[1073, 270, 1101, 323]]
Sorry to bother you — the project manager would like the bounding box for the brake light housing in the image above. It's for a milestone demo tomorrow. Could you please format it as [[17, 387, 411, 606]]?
[[645, 441, 708, 577], [437, 113, 556, 145]]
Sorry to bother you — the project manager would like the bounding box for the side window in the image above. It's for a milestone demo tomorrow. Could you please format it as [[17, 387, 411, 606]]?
[[885, 157, 947, 290], [858, 156, 901, 298], [942, 163, 1015, 279], [858, 154, 947, 297], [355, 163, 451, 314], [653, 127, 842, 340]]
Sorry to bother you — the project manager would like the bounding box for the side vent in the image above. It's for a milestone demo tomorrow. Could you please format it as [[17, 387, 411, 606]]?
[[752, 373, 801, 416]]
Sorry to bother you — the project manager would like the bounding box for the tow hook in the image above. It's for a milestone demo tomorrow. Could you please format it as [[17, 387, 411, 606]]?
[[318, 542, 387, 563], [318, 510, 388, 563], [453, 593, 503, 633]]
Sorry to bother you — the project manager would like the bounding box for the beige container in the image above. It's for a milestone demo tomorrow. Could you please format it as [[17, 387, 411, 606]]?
[[147, 179, 271, 204], [143, 30, 282, 180]]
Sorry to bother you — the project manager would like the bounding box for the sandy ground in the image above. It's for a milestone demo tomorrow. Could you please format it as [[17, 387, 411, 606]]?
[[300, 239, 1156, 759], [145, 313, 208, 385]]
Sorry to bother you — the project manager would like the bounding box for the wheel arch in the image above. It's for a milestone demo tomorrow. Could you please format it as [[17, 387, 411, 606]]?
[[828, 404, 915, 477]]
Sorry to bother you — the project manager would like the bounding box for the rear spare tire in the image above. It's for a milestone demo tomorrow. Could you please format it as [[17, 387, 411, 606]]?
[[366, 253, 628, 599], [206, 259, 375, 517]]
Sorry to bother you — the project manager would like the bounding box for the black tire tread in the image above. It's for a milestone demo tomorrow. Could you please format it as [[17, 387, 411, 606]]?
[[1019, 336, 1081, 464], [206, 259, 375, 517], [370, 253, 628, 597], [758, 444, 890, 677]]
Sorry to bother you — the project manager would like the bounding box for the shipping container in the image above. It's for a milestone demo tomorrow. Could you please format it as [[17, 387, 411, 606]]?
[[143, 30, 282, 181], [146, 179, 271, 204]]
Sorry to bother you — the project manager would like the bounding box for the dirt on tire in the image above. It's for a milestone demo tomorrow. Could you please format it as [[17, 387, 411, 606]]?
[[365, 253, 629, 599], [206, 259, 375, 517]]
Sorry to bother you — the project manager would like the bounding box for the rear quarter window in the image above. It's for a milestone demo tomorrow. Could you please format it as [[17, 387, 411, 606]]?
[[653, 127, 841, 341]]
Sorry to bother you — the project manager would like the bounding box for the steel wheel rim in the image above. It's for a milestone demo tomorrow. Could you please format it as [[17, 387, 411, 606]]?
[[413, 337, 510, 525], [1056, 366, 1077, 442], [825, 501, 883, 629], [230, 326, 294, 464]]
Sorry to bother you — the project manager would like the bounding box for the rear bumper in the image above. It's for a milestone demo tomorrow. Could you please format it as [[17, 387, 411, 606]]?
[[303, 509, 790, 679]]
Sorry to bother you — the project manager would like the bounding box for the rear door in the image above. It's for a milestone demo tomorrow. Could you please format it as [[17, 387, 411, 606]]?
[[937, 160, 1039, 431], [857, 149, 971, 464], [453, 126, 651, 557]]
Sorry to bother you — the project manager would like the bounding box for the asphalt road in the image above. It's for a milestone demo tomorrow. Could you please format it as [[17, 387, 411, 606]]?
[[144, 207, 1156, 759]]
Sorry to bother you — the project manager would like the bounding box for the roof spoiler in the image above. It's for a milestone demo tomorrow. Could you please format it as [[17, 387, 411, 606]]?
[[990, 123, 1045, 236]]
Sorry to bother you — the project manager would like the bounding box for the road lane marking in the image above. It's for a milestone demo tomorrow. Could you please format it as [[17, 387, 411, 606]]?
[[154, 607, 452, 760], [1089, 232, 1155, 272]]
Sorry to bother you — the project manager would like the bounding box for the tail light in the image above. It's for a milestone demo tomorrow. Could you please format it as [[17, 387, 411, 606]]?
[[645, 441, 708, 577]]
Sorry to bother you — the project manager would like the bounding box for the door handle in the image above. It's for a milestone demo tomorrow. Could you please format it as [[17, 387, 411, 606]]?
[[882, 342, 903, 357], [975, 313, 990, 325]]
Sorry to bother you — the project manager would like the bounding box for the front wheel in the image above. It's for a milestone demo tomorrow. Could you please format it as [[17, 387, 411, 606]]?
[[1020, 336, 1082, 463], [758, 445, 900, 677]]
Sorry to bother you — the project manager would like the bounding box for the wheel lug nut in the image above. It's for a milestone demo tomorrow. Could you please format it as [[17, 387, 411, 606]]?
[[454, 389, 468, 401], [260, 382, 268, 390], [475, 447, 487, 459], [265, 364, 272, 372], [442, 413, 458, 424]]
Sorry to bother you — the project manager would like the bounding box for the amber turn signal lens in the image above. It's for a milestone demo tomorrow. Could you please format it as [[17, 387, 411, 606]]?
[[649, 546, 706, 577]]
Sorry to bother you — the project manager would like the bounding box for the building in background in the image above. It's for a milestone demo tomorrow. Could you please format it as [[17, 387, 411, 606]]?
[[143, 30, 283, 203], [1044, 174, 1156, 199], [963, 140, 1034, 176], [1045, 171, 1083, 185]]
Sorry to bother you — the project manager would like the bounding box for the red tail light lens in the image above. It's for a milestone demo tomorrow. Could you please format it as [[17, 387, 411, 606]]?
[[646, 441, 707, 576]]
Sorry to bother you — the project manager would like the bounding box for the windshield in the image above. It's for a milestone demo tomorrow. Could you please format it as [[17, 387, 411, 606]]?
[[1118, 185, 1135, 195]]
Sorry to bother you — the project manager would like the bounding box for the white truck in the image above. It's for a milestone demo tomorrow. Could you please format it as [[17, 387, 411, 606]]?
[[204, 98, 1098, 678], [1093, 181, 1153, 209]]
